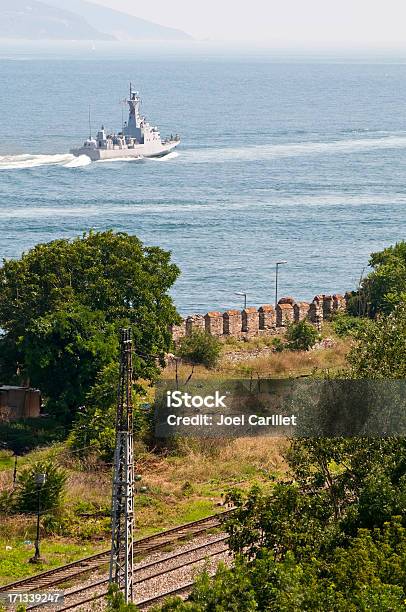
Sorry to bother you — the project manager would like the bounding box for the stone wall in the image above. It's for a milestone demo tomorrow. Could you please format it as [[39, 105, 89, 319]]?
[[171, 293, 348, 342]]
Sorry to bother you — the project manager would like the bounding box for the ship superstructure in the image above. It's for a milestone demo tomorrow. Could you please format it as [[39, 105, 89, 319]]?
[[71, 85, 180, 161]]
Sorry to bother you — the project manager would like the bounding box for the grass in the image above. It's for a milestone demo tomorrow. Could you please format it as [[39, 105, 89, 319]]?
[[0, 450, 15, 471], [164, 336, 351, 382], [0, 331, 349, 584], [0, 436, 287, 584], [0, 514, 104, 583]]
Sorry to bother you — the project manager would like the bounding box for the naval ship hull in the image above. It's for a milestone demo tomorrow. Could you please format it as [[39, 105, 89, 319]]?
[[70, 140, 179, 161]]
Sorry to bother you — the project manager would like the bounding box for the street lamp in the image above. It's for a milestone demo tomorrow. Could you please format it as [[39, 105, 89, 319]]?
[[275, 261, 288, 310], [30, 473, 46, 564], [235, 292, 247, 310]]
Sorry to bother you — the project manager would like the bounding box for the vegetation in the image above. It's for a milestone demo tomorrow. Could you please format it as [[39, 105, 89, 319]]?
[[14, 460, 66, 514], [348, 302, 406, 378], [285, 320, 319, 351], [154, 291, 406, 611], [0, 437, 286, 584], [106, 584, 138, 611], [1, 236, 405, 609], [331, 312, 369, 338], [359, 241, 406, 316], [0, 230, 180, 422], [179, 330, 221, 368]]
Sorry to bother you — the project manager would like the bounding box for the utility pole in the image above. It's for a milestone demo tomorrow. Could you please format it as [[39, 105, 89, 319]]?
[[109, 328, 135, 603], [275, 261, 288, 310], [30, 473, 46, 564]]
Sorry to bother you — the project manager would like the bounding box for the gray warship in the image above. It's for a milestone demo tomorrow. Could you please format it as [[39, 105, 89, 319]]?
[[71, 85, 180, 161]]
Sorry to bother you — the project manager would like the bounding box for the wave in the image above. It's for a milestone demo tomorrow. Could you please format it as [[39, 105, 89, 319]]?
[[0, 153, 91, 170], [61, 155, 92, 168], [183, 135, 406, 163], [148, 151, 180, 161], [2, 192, 405, 220], [0, 150, 177, 170]]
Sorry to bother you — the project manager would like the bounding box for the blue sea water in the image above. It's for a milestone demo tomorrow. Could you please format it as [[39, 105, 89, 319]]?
[[0, 57, 406, 314]]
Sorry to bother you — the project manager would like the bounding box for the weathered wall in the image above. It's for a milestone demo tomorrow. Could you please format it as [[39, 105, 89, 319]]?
[[0, 387, 41, 422], [170, 293, 347, 342]]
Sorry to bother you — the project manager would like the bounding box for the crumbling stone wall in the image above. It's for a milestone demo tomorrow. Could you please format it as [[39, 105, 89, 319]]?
[[259, 305, 276, 330], [204, 312, 223, 336], [172, 291, 347, 342], [186, 314, 205, 335], [294, 302, 310, 323], [223, 310, 243, 336], [276, 302, 295, 327], [242, 307, 260, 336]]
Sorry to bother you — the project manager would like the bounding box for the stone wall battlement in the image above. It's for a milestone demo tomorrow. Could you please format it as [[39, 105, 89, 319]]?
[[171, 293, 348, 342]]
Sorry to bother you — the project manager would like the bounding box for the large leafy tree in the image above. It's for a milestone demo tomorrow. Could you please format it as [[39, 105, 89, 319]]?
[[153, 281, 406, 611], [348, 302, 406, 379], [0, 231, 180, 420], [357, 241, 406, 316]]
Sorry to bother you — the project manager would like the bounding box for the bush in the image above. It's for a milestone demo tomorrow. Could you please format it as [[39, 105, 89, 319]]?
[[271, 337, 284, 353], [331, 313, 369, 338], [68, 362, 151, 462], [106, 584, 138, 611], [286, 321, 318, 351], [14, 460, 67, 514], [179, 331, 221, 369], [0, 417, 66, 454]]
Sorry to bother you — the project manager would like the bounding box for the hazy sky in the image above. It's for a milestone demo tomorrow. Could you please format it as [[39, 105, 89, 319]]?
[[92, 0, 406, 46]]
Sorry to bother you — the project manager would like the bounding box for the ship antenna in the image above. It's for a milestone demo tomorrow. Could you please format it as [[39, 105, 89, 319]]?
[[88, 104, 92, 139]]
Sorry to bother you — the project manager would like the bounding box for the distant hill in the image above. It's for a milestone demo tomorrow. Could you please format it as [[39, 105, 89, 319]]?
[[45, 0, 192, 41], [0, 0, 114, 40]]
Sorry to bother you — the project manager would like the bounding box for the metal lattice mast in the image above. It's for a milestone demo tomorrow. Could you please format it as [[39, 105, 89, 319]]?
[[109, 328, 135, 603]]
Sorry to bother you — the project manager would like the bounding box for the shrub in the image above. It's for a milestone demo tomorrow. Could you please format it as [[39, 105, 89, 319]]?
[[0, 417, 65, 454], [68, 362, 151, 462], [331, 313, 368, 338], [14, 460, 67, 514], [179, 331, 221, 368], [271, 337, 284, 353], [286, 321, 318, 351], [106, 584, 138, 611]]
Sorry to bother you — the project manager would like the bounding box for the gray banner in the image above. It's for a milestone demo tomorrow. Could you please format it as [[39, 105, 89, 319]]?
[[154, 379, 406, 438]]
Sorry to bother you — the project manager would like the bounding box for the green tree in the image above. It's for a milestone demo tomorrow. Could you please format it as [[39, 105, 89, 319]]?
[[285, 320, 319, 351], [15, 460, 67, 514], [178, 330, 221, 369], [358, 241, 406, 316], [0, 231, 180, 420], [68, 362, 150, 461], [67, 362, 118, 460], [348, 303, 406, 378]]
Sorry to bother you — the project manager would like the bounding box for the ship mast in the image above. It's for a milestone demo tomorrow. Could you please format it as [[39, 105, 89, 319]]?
[[88, 105, 92, 139]]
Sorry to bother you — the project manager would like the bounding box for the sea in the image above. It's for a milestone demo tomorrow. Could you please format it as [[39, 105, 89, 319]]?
[[1, 46, 406, 314]]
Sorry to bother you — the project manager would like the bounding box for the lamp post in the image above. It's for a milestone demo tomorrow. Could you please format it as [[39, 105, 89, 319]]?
[[275, 261, 287, 310], [31, 473, 46, 564], [235, 292, 247, 310]]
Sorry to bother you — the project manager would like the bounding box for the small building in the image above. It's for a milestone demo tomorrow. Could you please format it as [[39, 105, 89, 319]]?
[[0, 386, 41, 421]]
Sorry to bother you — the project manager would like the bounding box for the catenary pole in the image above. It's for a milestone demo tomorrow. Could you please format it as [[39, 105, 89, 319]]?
[[109, 328, 135, 603]]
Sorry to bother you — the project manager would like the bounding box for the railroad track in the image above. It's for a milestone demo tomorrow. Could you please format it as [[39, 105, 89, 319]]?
[[1, 510, 233, 596], [30, 534, 230, 611]]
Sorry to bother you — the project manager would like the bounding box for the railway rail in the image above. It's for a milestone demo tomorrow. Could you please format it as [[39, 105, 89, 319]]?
[[1, 509, 233, 598], [35, 535, 230, 611]]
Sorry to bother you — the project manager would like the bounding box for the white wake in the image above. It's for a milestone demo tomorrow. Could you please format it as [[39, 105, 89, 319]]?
[[148, 151, 180, 161], [184, 135, 406, 163], [0, 153, 91, 170]]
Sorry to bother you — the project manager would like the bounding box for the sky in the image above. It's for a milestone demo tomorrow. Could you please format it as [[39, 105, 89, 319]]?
[[91, 0, 406, 47]]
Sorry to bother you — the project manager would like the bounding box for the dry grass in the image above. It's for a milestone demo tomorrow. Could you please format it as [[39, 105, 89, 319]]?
[[163, 337, 351, 381]]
